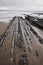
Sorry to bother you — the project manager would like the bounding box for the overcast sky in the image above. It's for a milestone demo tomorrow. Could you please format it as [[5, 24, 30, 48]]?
[[0, 0, 43, 11]]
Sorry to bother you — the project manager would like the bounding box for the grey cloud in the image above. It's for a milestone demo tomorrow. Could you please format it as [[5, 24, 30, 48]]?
[[0, 0, 43, 11]]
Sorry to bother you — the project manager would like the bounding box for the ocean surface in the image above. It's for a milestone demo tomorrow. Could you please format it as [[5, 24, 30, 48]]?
[[0, 10, 43, 22], [0, 10, 31, 22]]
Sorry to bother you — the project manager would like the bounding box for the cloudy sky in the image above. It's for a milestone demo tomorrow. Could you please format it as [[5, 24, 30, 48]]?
[[0, 0, 43, 11]]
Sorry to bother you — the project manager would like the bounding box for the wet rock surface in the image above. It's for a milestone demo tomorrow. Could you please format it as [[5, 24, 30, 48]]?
[[0, 16, 43, 65]]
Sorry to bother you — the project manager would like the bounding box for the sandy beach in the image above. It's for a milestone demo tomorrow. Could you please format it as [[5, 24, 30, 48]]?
[[0, 22, 9, 35]]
